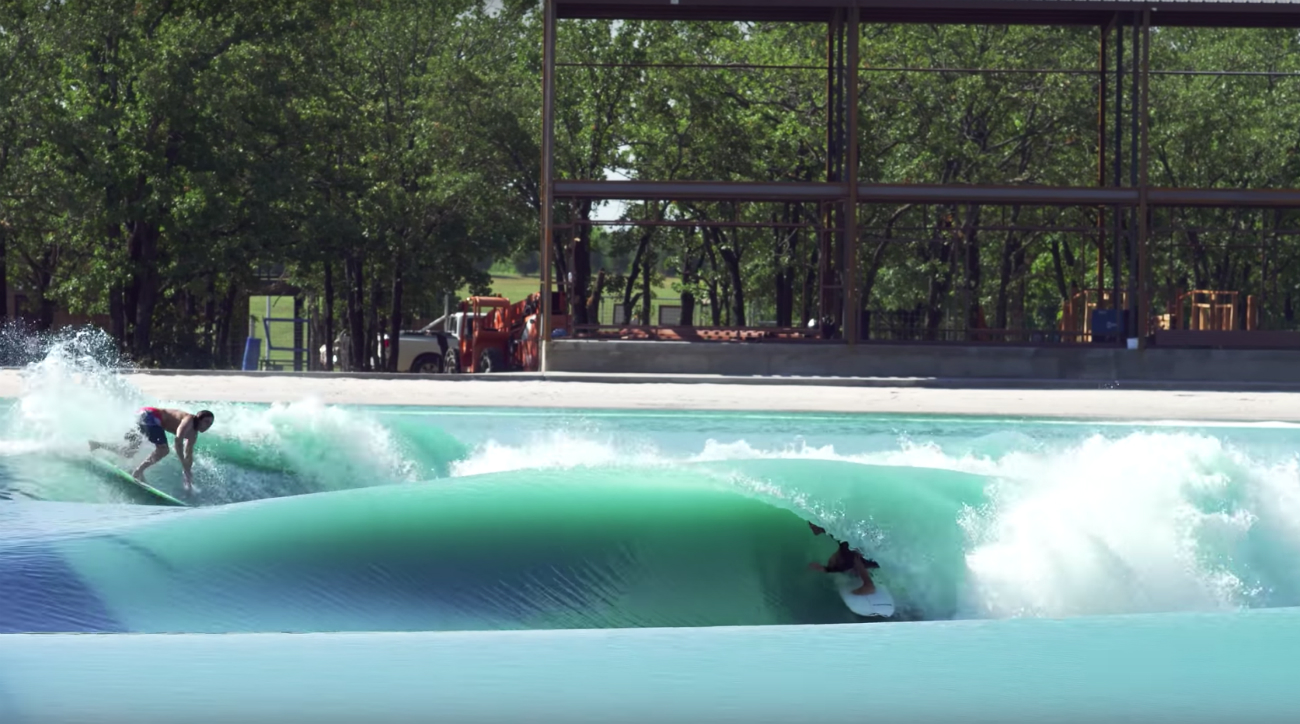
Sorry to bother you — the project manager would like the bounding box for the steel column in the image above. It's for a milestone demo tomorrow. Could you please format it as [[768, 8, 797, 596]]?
[[822, 11, 847, 339], [1138, 7, 1152, 342], [540, 0, 557, 369], [1097, 19, 1108, 305], [1112, 12, 1123, 329], [1128, 13, 1140, 340], [845, 7, 861, 344]]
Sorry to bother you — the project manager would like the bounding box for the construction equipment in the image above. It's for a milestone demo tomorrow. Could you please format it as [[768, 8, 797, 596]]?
[[443, 290, 568, 373]]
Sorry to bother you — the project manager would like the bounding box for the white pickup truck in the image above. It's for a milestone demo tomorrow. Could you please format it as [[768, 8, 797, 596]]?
[[321, 312, 482, 373], [386, 311, 488, 373]]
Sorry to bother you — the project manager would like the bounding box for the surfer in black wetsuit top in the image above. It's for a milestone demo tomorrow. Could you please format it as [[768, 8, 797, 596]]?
[[807, 522, 879, 596]]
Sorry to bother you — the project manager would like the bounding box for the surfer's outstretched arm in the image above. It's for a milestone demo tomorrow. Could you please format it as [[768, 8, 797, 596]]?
[[174, 419, 194, 491]]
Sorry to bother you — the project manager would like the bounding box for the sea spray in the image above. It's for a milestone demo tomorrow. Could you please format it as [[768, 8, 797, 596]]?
[[0, 329, 464, 503], [6, 326, 140, 455]]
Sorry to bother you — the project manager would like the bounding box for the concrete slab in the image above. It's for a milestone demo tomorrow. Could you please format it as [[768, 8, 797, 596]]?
[[546, 339, 1300, 386], [2, 369, 1299, 422]]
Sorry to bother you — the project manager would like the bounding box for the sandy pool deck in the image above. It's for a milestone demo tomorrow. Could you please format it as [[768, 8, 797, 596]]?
[[1, 370, 1298, 422]]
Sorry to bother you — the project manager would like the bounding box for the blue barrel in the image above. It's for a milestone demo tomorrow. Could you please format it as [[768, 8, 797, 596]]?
[[241, 337, 262, 371]]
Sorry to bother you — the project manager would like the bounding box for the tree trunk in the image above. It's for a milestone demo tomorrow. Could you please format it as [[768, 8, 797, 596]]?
[[622, 229, 652, 325], [1049, 237, 1071, 302], [0, 225, 7, 322], [587, 269, 606, 323], [110, 284, 125, 350], [388, 251, 404, 372], [324, 261, 335, 372], [346, 255, 366, 371], [368, 274, 382, 371], [963, 205, 983, 334], [720, 243, 745, 327], [774, 205, 796, 327], [995, 207, 1025, 330], [216, 282, 236, 368], [641, 245, 652, 326], [571, 200, 593, 326], [704, 234, 723, 326], [128, 220, 161, 360], [924, 223, 956, 341], [680, 250, 703, 328], [802, 241, 819, 328]]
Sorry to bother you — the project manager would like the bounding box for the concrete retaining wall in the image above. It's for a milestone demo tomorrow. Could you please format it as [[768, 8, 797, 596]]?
[[546, 340, 1300, 383]]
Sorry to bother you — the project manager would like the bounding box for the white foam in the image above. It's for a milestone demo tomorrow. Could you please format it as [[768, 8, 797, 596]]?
[[1, 333, 423, 494], [449, 430, 668, 477], [450, 426, 1300, 618], [201, 398, 419, 488]]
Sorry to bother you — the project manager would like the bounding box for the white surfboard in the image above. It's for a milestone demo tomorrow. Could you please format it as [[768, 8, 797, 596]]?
[[835, 573, 895, 618]]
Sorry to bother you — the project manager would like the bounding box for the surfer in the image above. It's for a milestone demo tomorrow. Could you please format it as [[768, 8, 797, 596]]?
[[807, 522, 879, 596], [89, 407, 215, 494]]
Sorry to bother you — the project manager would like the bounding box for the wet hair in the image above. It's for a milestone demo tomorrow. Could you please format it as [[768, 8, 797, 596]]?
[[196, 410, 215, 427]]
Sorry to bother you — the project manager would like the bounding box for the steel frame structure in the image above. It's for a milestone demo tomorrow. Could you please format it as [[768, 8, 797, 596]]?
[[538, 0, 1300, 368]]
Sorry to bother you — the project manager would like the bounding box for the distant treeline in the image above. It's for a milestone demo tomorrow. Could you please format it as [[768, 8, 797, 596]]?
[[2, 2, 1299, 367]]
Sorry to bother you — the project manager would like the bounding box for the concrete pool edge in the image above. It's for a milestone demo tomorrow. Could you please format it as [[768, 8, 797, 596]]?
[[3, 369, 1300, 422], [10, 365, 1300, 392]]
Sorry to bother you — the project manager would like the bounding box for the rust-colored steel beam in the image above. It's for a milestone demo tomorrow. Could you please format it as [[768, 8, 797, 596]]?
[[540, 0, 558, 370], [1138, 8, 1152, 343], [556, 1, 1300, 28], [554, 180, 1300, 209], [553, 180, 849, 201], [1097, 19, 1108, 307], [845, 6, 861, 344], [568, 219, 820, 228], [857, 184, 1137, 206], [1147, 189, 1300, 208]]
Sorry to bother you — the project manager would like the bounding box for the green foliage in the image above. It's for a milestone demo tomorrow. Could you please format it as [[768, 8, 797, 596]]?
[[2, 7, 1299, 366]]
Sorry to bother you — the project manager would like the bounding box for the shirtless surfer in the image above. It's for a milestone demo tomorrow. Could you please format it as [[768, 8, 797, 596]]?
[[807, 522, 879, 595], [89, 407, 215, 494]]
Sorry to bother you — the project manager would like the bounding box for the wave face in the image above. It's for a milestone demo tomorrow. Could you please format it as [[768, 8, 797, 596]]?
[[2, 328, 1300, 633], [0, 460, 983, 633]]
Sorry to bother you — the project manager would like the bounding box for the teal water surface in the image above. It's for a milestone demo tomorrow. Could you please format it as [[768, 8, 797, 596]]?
[[1, 336, 1299, 721], [3, 609, 1299, 724]]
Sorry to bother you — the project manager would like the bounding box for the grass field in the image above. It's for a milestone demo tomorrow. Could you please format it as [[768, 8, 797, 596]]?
[[248, 296, 307, 370]]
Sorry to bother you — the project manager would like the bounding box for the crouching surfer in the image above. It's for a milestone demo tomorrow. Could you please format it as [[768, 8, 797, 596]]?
[[90, 407, 215, 494], [807, 522, 879, 595]]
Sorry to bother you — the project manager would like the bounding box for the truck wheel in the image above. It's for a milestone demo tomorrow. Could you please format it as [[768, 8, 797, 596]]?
[[411, 354, 443, 374], [481, 348, 504, 373]]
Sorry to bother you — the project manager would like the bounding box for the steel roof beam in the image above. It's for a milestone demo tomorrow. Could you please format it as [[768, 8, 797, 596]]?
[[556, 1, 1300, 28], [553, 180, 1300, 208], [553, 180, 849, 202]]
